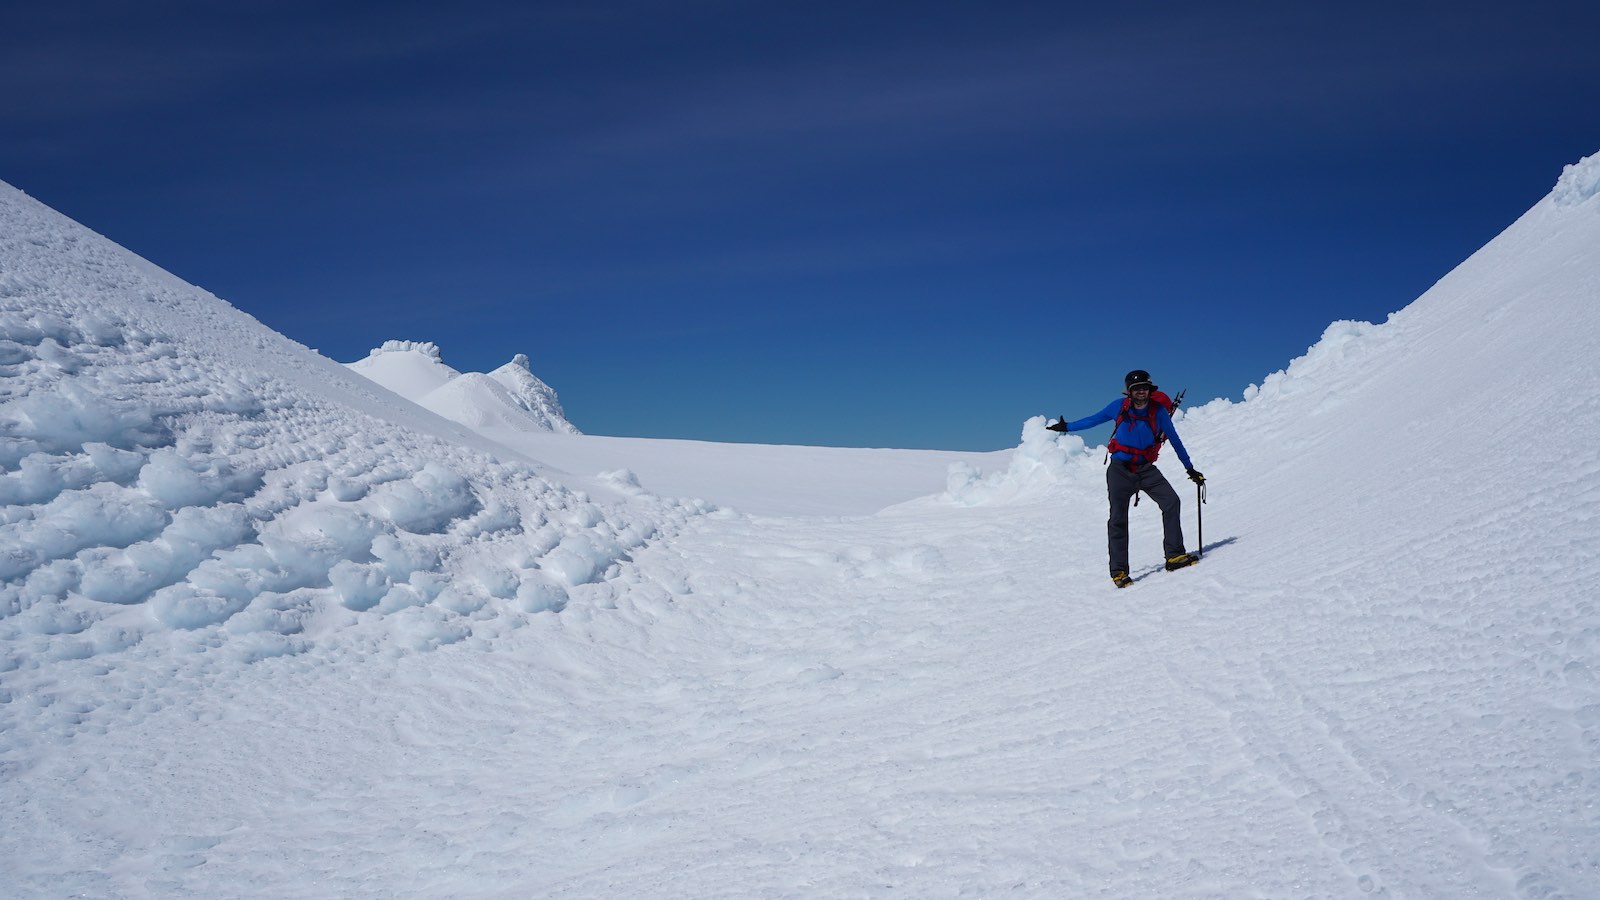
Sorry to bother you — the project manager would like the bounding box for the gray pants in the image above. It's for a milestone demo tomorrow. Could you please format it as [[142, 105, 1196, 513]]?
[[1106, 462, 1186, 574]]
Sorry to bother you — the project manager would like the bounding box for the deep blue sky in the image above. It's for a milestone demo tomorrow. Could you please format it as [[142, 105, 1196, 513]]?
[[5, 1, 1597, 449]]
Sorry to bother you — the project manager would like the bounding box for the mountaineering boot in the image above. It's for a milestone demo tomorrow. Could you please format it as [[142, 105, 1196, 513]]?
[[1165, 553, 1199, 572], [1111, 571, 1133, 589]]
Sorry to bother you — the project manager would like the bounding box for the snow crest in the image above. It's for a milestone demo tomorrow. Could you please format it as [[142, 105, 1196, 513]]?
[[373, 339, 444, 361], [1243, 320, 1384, 402], [1554, 149, 1600, 208]]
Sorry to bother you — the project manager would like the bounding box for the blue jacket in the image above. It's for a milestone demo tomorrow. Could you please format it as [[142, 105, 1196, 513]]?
[[1067, 399, 1194, 469]]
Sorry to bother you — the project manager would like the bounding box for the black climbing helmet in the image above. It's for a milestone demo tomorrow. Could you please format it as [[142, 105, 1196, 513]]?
[[1124, 369, 1157, 393]]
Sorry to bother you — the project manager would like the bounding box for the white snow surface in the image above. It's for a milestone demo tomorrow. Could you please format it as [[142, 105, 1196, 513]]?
[[3, 161, 1600, 898], [491, 430, 1008, 517], [348, 340, 580, 435]]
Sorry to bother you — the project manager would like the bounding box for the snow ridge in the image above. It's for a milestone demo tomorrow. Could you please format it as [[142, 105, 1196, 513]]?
[[0, 180, 704, 732], [488, 353, 578, 434]]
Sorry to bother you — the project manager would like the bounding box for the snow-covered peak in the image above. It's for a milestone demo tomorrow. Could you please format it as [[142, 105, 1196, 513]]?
[[487, 354, 579, 435], [346, 343, 579, 435], [347, 340, 460, 399], [416, 372, 567, 435]]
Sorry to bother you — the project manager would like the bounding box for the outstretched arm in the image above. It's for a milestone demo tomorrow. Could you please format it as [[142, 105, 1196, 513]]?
[[1055, 399, 1122, 434]]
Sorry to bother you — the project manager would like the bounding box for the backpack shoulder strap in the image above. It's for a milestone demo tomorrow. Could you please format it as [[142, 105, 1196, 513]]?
[[1107, 397, 1164, 466]]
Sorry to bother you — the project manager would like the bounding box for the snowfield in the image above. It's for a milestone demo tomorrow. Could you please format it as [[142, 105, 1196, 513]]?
[[2, 150, 1599, 898]]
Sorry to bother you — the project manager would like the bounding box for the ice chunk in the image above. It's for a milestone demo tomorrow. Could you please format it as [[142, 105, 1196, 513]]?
[[515, 575, 569, 613], [2, 381, 170, 456], [328, 561, 389, 611], [539, 532, 624, 587], [366, 463, 478, 534], [148, 584, 250, 629], [136, 449, 261, 509]]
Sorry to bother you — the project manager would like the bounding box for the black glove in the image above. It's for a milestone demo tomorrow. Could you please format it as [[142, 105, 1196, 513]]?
[[1186, 468, 1206, 485], [1045, 416, 1068, 433]]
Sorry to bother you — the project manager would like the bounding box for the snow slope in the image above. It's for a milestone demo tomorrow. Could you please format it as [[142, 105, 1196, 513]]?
[[348, 340, 580, 435], [0, 175, 711, 724], [3, 150, 1600, 898]]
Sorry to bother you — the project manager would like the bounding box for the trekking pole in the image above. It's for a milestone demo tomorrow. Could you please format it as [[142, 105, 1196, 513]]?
[[1196, 479, 1206, 559]]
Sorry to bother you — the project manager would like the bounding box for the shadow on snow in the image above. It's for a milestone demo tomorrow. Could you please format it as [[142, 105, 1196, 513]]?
[[1128, 536, 1240, 583]]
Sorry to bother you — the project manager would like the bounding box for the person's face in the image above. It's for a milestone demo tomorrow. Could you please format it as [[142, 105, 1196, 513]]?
[[1130, 385, 1151, 401]]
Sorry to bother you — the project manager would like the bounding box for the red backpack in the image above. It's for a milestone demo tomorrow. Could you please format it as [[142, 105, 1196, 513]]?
[[1106, 389, 1182, 466]]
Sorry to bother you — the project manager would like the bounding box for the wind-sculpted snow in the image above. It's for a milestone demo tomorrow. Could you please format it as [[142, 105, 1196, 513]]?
[[937, 416, 1099, 507], [373, 339, 444, 361], [489, 353, 578, 433], [0, 181, 709, 735], [1555, 148, 1600, 208]]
